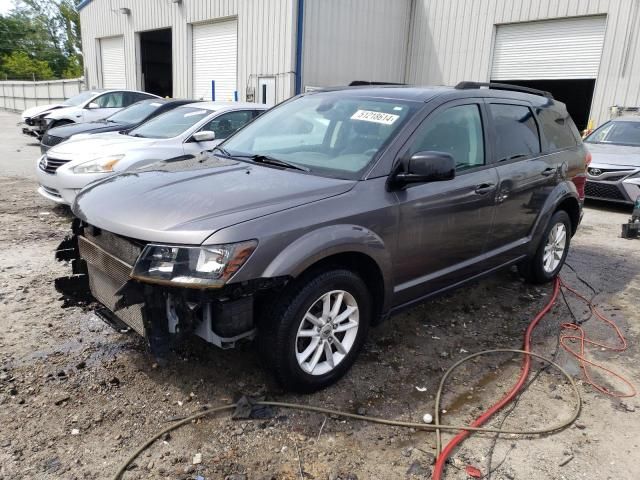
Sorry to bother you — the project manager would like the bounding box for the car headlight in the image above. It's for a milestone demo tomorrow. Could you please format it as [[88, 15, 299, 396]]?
[[131, 240, 258, 288], [72, 155, 124, 174]]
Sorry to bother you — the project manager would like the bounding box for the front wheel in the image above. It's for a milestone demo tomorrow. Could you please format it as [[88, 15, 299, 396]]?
[[519, 210, 571, 284], [259, 269, 371, 393]]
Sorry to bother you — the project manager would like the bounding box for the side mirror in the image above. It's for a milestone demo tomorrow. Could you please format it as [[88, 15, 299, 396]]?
[[192, 130, 216, 142], [393, 151, 455, 187], [86, 102, 100, 109]]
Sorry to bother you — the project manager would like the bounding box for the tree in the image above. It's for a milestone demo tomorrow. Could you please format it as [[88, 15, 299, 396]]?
[[0, 0, 83, 79], [1, 51, 54, 79]]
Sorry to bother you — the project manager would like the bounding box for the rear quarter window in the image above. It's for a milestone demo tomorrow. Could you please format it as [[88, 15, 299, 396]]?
[[536, 108, 579, 150], [489, 103, 541, 162]]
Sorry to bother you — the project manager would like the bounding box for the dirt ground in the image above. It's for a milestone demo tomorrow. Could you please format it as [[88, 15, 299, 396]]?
[[0, 111, 639, 480]]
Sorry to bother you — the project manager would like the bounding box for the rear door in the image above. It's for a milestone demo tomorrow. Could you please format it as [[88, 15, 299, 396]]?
[[485, 100, 557, 258], [392, 99, 499, 305]]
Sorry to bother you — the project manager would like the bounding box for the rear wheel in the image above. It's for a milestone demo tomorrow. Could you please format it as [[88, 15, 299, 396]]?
[[519, 210, 571, 284], [259, 269, 371, 392]]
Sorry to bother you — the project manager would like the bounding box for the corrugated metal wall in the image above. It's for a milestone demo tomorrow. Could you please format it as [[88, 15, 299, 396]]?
[[79, 0, 296, 103], [301, 0, 412, 88], [406, 0, 640, 126]]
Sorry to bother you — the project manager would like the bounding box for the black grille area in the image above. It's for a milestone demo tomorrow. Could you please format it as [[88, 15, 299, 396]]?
[[603, 175, 627, 182], [41, 134, 65, 148], [585, 181, 628, 202], [39, 154, 69, 174]]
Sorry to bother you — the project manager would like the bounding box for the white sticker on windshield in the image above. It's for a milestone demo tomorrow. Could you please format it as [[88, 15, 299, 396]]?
[[351, 109, 399, 125], [184, 110, 207, 117]]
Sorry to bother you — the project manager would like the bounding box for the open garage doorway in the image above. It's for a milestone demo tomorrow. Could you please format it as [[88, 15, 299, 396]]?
[[139, 29, 172, 98], [490, 79, 596, 132]]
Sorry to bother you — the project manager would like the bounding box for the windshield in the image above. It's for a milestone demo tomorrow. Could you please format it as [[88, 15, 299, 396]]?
[[64, 91, 100, 106], [585, 120, 640, 147], [221, 94, 417, 179], [108, 100, 163, 124], [127, 106, 212, 139]]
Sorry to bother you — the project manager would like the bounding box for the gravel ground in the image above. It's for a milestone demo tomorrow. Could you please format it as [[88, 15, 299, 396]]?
[[0, 111, 639, 480]]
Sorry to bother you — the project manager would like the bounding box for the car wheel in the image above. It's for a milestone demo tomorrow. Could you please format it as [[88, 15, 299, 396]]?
[[519, 210, 571, 284], [259, 269, 371, 393]]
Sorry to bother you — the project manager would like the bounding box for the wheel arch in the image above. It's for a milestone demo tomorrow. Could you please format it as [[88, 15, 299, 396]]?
[[261, 224, 393, 321]]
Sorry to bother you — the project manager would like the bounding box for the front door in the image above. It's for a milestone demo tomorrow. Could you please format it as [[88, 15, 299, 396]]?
[[393, 100, 498, 305], [484, 101, 555, 260], [84, 91, 126, 122]]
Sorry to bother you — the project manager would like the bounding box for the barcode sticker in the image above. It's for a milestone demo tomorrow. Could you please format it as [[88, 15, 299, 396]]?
[[351, 109, 399, 125]]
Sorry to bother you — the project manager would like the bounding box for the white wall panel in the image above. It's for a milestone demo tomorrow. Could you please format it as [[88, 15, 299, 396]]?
[[301, 0, 412, 88], [80, 0, 296, 103], [406, 0, 640, 126]]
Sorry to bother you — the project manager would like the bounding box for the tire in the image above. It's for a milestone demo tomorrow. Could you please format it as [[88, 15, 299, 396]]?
[[519, 210, 572, 284], [259, 269, 372, 393]]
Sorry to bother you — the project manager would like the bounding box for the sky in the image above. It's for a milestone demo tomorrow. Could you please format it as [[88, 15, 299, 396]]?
[[0, 0, 14, 15]]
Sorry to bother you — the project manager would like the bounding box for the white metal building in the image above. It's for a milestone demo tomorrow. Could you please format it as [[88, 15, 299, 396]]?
[[79, 0, 640, 129]]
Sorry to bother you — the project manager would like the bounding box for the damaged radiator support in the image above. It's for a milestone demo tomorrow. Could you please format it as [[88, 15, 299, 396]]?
[[55, 220, 288, 357]]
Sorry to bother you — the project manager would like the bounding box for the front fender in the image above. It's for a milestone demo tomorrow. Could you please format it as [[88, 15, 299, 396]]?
[[262, 224, 393, 309]]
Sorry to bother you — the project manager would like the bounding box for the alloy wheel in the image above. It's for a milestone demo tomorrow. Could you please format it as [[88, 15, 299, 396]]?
[[543, 222, 567, 273], [295, 290, 359, 376]]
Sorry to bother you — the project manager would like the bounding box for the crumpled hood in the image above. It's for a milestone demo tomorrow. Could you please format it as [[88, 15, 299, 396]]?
[[585, 142, 640, 168], [73, 154, 356, 245], [22, 103, 64, 119], [47, 132, 158, 159]]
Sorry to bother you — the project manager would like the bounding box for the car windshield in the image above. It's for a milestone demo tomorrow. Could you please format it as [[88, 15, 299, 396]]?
[[127, 106, 212, 139], [585, 120, 640, 147], [63, 91, 101, 107], [108, 100, 164, 124], [221, 94, 417, 179]]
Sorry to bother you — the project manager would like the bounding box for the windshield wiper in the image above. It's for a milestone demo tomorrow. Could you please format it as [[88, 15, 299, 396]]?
[[247, 154, 310, 171], [129, 132, 146, 138], [210, 145, 233, 157]]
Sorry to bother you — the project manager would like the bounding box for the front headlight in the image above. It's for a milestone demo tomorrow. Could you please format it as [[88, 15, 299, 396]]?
[[72, 155, 124, 174], [131, 240, 258, 288]]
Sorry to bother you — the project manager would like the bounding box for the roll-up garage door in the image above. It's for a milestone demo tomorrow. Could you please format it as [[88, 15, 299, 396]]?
[[192, 20, 238, 101], [100, 36, 126, 88], [491, 16, 606, 80]]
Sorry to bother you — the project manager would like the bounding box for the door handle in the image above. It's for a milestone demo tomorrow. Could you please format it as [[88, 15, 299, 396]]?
[[474, 183, 495, 195], [541, 168, 556, 177]]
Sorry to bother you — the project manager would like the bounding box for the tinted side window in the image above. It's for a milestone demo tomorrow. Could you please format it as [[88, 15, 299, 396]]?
[[409, 104, 485, 171], [490, 104, 540, 161], [202, 110, 254, 140], [536, 108, 578, 150], [94, 92, 125, 108]]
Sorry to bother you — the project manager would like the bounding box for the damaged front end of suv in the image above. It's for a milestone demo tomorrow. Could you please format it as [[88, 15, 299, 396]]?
[[55, 218, 287, 358]]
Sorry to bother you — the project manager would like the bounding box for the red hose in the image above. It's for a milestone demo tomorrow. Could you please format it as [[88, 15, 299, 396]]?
[[432, 277, 561, 480]]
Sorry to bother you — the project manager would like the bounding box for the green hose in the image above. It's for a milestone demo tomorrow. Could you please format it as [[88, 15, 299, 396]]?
[[111, 348, 581, 480]]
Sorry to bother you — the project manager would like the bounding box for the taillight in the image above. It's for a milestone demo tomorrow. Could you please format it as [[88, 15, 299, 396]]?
[[571, 151, 591, 200]]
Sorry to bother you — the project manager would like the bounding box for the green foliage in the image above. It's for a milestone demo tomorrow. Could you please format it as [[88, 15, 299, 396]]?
[[1, 51, 54, 80], [0, 0, 83, 80]]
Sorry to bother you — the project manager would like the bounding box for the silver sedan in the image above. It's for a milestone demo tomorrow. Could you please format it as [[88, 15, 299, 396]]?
[[584, 116, 640, 205]]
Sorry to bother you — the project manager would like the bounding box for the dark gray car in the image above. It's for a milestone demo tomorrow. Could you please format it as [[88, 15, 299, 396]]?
[[61, 82, 588, 392]]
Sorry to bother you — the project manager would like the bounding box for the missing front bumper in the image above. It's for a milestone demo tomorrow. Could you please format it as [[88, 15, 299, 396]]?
[[55, 222, 287, 352]]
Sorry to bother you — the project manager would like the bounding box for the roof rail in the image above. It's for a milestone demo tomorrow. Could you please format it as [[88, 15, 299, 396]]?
[[455, 81, 554, 99]]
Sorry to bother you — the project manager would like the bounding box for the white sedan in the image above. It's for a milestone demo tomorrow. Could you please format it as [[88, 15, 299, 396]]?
[[36, 102, 266, 205], [21, 89, 159, 137]]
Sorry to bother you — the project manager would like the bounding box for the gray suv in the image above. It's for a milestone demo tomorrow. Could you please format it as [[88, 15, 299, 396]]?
[[60, 82, 588, 392]]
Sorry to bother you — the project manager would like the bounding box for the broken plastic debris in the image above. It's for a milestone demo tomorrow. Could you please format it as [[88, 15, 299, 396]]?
[[71, 428, 80, 435], [465, 465, 482, 478], [415, 386, 427, 392], [460, 348, 469, 353], [192, 453, 202, 464]]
